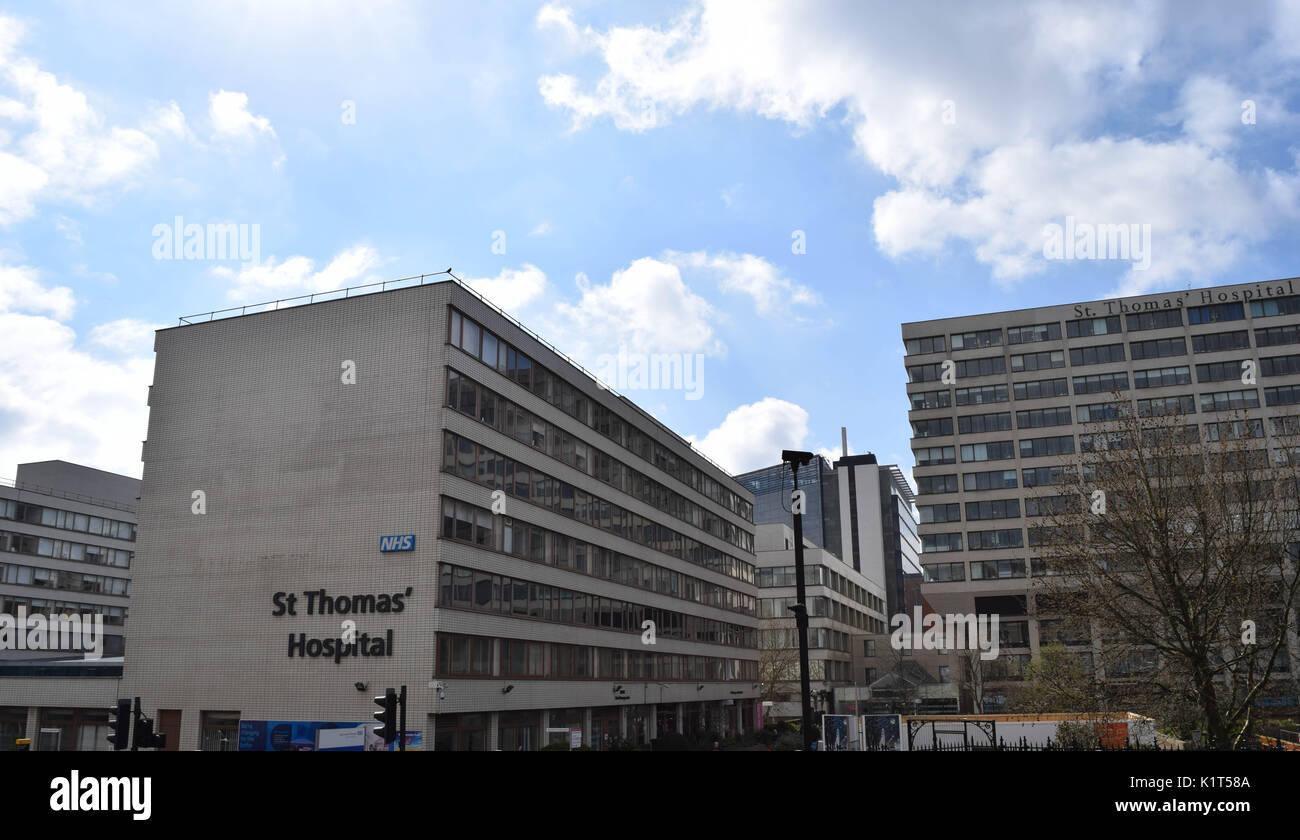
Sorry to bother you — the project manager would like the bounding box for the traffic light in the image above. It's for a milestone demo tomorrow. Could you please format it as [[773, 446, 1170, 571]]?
[[130, 698, 168, 750], [107, 699, 131, 750], [373, 688, 397, 744]]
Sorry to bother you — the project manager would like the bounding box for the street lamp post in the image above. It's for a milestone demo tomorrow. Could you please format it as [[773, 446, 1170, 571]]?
[[782, 449, 816, 751]]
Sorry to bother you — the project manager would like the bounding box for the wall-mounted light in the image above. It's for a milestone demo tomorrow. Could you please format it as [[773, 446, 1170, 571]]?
[[697, 684, 704, 691], [354, 682, 368, 692], [502, 684, 514, 694]]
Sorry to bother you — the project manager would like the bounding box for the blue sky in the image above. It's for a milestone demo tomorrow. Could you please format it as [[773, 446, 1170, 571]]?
[[2, 0, 1299, 481]]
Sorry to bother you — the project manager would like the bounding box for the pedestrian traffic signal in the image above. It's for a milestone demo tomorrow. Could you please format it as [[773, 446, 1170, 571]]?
[[107, 699, 131, 750], [373, 688, 397, 744]]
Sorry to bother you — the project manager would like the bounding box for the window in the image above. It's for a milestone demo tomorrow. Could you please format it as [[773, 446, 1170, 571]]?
[[922, 562, 965, 582], [965, 499, 1020, 520], [955, 384, 1008, 405], [912, 418, 953, 438], [1126, 310, 1183, 331], [1024, 494, 1075, 516], [918, 503, 961, 523], [970, 559, 1026, 579], [921, 532, 963, 553], [915, 446, 955, 466], [1256, 325, 1300, 348], [907, 363, 945, 383], [957, 412, 1012, 434], [955, 356, 1006, 378], [1069, 343, 1125, 366], [1249, 295, 1300, 318], [917, 474, 958, 495], [1020, 436, 1074, 458], [1014, 378, 1068, 400], [1188, 302, 1246, 324], [1076, 401, 1125, 423], [960, 441, 1015, 462], [910, 390, 952, 411], [1136, 396, 1195, 416], [951, 329, 1002, 350], [1199, 389, 1259, 412], [1011, 350, 1064, 372], [1016, 407, 1071, 429], [1265, 385, 1300, 406], [1072, 372, 1129, 394], [1196, 360, 1250, 383], [1133, 366, 1191, 388], [1067, 316, 1121, 337], [1261, 354, 1300, 377], [962, 469, 1017, 491], [905, 335, 946, 355], [1130, 338, 1186, 360], [1007, 322, 1061, 344], [1193, 330, 1250, 353], [967, 529, 1023, 550]]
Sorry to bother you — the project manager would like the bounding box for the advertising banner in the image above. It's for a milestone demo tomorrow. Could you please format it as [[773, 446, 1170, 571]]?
[[859, 714, 903, 751], [238, 721, 371, 751]]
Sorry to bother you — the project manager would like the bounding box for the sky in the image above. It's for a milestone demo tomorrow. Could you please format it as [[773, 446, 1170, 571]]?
[[1, 0, 1299, 484]]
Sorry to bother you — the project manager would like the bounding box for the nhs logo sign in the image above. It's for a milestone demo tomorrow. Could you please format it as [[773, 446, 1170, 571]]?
[[379, 535, 415, 552]]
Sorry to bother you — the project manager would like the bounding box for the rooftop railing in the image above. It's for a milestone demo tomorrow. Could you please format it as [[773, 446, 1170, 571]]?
[[0, 476, 138, 514]]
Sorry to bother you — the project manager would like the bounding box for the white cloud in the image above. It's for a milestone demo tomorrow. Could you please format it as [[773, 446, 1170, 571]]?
[[208, 89, 276, 141], [667, 250, 818, 314], [529, 221, 552, 236], [688, 397, 810, 474], [213, 245, 384, 303], [463, 264, 548, 312], [539, 2, 1300, 291], [0, 264, 150, 478], [0, 263, 75, 319], [0, 14, 171, 224], [549, 256, 724, 362], [88, 318, 165, 354], [54, 214, 80, 245]]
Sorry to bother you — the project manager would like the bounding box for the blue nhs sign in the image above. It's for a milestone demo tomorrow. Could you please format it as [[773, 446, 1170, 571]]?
[[379, 535, 415, 552]]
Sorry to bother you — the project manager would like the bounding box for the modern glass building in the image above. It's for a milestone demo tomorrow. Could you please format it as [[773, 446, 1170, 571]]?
[[736, 457, 841, 558], [122, 276, 759, 750], [902, 278, 1300, 708]]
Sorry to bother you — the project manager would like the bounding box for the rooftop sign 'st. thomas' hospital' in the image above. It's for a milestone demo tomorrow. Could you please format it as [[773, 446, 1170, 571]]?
[[121, 279, 759, 751]]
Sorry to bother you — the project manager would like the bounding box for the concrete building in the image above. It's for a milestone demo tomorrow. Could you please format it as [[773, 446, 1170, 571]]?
[[0, 461, 137, 750], [122, 276, 760, 750], [902, 278, 1300, 709], [754, 522, 886, 722]]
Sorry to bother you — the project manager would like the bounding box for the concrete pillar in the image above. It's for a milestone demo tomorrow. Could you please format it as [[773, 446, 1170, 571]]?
[[675, 703, 684, 734], [487, 711, 500, 751], [24, 707, 38, 748], [583, 708, 592, 749]]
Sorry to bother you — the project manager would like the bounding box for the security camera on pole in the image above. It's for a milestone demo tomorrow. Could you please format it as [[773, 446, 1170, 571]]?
[[781, 449, 816, 751]]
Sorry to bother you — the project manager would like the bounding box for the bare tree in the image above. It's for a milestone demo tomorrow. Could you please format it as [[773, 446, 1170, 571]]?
[[758, 619, 801, 706], [1030, 397, 1300, 749]]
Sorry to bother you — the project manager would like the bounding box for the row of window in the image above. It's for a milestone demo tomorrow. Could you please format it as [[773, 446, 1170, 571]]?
[[0, 594, 126, 626], [442, 431, 755, 586], [0, 530, 132, 569], [447, 369, 752, 552], [435, 631, 759, 681], [755, 565, 883, 612], [0, 561, 130, 596], [922, 526, 1076, 553], [0, 500, 135, 542], [449, 309, 752, 520], [904, 296, 1300, 357], [757, 595, 884, 633], [438, 563, 755, 648], [758, 627, 852, 652], [440, 498, 755, 616]]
